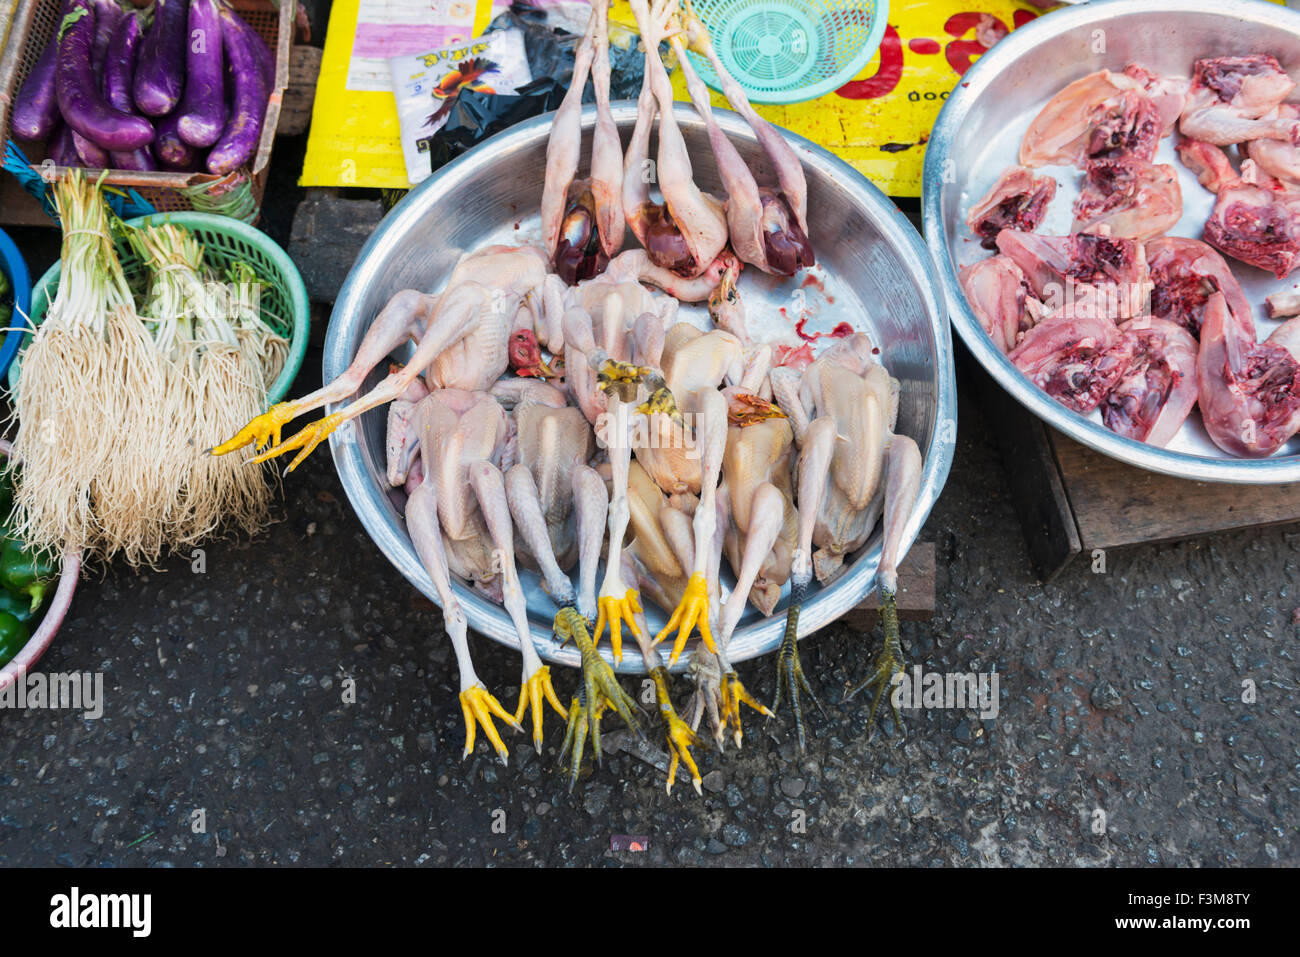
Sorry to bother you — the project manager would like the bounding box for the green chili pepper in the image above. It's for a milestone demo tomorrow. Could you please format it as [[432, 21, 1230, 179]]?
[[0, 538, 57, 612], [0, 611, 29, 667]]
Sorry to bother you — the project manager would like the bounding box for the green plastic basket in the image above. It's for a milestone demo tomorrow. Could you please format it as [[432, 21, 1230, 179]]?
[[7, 212, 309, 406], [686, 0, 889, 105]]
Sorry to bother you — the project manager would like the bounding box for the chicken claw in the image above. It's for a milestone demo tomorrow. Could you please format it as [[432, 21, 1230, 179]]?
[[594, 588, 642, 664], [558, 686, 605, 791], [460, 683, 523, 764], [650, 667, 701, 795], [655, 571, 716, 664], [249, 411, 348, 473], [771, 595, 825, 752], [513, 665, 568, 753], [209, 402, 302, 456], [844, 593, 904, 738], [555, 607, 642, 789], [720, 671, 772, 749], [637, 386, 684, 427], [598, 358, 662, 400]]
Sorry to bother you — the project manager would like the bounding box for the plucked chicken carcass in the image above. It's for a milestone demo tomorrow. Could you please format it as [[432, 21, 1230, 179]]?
[[769, 333, 922, 747]]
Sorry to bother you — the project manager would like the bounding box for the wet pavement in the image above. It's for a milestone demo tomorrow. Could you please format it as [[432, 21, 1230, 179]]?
[[0, 343, 1296, 866]]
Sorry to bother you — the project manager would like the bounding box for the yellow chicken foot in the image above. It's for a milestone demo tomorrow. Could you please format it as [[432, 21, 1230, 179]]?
[[720, 670, 772, 749], [650, 666, 701, 795], [460, 684, 523, 764], [513, 666, 569, 753], [249, 411, 349, 473], [598, 358, 664, 402], [637, 386, 685, 427], [594, 589, 642, 664], [655, 571, 716, 664], [654, 389, 728, 664], [558, 685, 606, 791], [208, 401, 303, 456]]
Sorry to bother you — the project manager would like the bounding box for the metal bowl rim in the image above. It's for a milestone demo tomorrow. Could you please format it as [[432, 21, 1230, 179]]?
[[327, 102, 957, 672], [921, 0, 1300, 485]]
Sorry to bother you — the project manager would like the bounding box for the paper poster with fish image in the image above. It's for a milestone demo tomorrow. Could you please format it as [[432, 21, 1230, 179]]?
[[390, 28, 532, 184]]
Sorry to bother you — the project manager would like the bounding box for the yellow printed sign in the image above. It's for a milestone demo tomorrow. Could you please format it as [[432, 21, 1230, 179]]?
[[302, 0, 1286, 196]]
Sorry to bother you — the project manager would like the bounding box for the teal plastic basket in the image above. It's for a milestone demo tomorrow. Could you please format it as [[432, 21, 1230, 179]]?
[[7, 212, 309, 406], [685, 0, 889, 104]]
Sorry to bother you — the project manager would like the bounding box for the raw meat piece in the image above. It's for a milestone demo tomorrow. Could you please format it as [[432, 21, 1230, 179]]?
[[1008, 312, 1126, 413], [1197, 292, 1300, 456], [1246, 104, 1300, 185], [1145, 236, 1254, 339], [959, 255, 1038, 354], [1072, 158, 1182, 240], [996, 229, 1151, 320], [1100, 317, 1199, 446], [1177, 139, 1300, 278], [1020, 69, 1164, 167], [1176, 136, 1239, 193], [966, 166, 1058, 249], [1179, 54, 1300, 145]]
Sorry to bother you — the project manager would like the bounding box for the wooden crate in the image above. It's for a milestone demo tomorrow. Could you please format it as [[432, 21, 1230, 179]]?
[[0, 0, 292, 222], [972, 357, 1300, 581]]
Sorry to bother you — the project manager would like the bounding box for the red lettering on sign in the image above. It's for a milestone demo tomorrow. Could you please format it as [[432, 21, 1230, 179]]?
[[836, 24, 903, 99], [908, 37, 940, 55]]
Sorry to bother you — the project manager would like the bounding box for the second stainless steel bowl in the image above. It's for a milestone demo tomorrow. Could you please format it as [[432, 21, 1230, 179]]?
[[924, 0, 1300, 484]]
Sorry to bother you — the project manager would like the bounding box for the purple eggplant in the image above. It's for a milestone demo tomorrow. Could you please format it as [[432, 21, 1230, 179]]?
[[110, 146, 157, 170], [133, 0, 189, 117], [226, 5, 274, 89], [206, 4, 268, 175], [154, 110, 196, 169], [103, 9, 144, 114], [11, 32, 61, 141], [92, 0, 124, 67], [56, 1, 155, 151], [47, 124, 80, 167], [177, 0, 225, 147], [72, 130, 109, 167], [11, 0, 77, 141]]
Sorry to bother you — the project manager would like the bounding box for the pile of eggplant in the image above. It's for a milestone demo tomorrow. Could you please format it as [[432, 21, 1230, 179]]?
[[11, 0, 274, 175]]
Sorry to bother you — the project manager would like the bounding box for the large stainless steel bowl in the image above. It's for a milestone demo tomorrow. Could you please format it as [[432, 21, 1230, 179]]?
[[923, 0, 1300, 484], [327, 104, 956, 673]]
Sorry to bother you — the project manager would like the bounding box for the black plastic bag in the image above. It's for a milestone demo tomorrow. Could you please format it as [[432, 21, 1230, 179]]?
[[489, 2, 646, 100], [427, 77, 568, 175]]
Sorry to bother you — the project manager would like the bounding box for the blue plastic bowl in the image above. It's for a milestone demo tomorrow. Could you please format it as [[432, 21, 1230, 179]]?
[[0, 228, 32, 381]]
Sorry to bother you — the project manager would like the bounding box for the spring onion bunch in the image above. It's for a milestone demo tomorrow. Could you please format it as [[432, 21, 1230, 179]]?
[[12, 171, 286, 565]]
